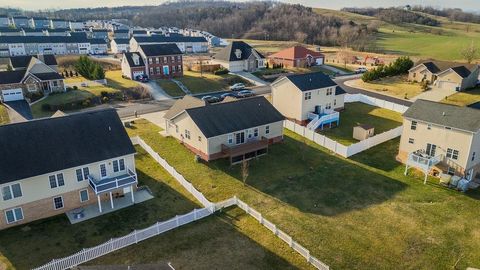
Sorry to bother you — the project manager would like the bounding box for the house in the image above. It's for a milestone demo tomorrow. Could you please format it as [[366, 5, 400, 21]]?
[[163, 96, 284, 164], [212, 41, 266, 72], [11, 16, 29, 28], [408, 60, 479, 91], [51, 19, 69, 29], [89, 39, 108, 55], [136, 44, 183, 79], [90, 29, 109, 40], [22, 28, 46, 36], [267, 46, 324, 68], [0, 55, 64, 101], [271, 72, 346, 129], [114, 29, 130, 39], [69, 21, 85, 30], [0, 16, 10, 28], [0, 36, 93, 56], [398, 100, 480, 184], [9, 54, 58, 71], [0, 109, 138, 230], [130, 35, 208, 53], [45, 28, 70, 37], [121, 52, 146, 80], [31, 17, 51, 29], [111, 38, 130, 54]]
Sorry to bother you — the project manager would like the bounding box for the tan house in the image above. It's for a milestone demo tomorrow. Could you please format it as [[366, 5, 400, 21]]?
[[408, 60, 479, 91], [212, 41, 266, 72], [0, 109, 138, 230], [164, 96, 284, 164], [271, 72, 346, 130], [398, 100, 480, 184], [0, 55, 65, 102]]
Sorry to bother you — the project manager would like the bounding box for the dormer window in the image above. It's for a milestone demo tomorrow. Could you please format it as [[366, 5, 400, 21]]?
[[235, 49, 242, 59]]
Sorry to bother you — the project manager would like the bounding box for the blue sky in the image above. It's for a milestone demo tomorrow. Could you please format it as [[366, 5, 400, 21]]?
[[3, 0, 477, 12]]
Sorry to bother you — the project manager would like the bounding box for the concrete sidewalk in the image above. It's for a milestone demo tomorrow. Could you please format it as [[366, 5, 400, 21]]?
[[232, 71, 269, 86]]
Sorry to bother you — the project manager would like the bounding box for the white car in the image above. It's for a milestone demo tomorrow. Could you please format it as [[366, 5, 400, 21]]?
[[230, 83, 246, 91], [355, 67, 368, 73]]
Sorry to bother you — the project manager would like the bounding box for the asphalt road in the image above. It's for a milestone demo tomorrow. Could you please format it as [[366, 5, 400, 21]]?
[[5, 100, 33, 122]]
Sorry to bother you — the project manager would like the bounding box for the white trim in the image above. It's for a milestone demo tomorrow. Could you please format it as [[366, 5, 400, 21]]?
[[53, 196, 64, 210], [4, 207, 24, 224], [1, 182, 23, 201], [99, 163, 107, 179]]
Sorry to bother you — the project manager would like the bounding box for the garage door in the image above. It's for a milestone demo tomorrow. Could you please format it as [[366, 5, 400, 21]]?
[[437, 81, 460, 91], [2, 89, 24, 102], [133, 71, 144, 78], [316, 58, 324, 65]]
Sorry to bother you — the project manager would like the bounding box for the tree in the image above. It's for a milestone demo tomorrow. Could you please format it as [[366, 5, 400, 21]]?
[[241, 159, 249, 186], [92, 64, 105, 80], [337, 48, 352, 69], [461, 41, 478, 64], [69, 70, 74, 77]]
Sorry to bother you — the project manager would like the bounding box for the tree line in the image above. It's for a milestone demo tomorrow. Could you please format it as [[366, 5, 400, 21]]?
[[342, 7, 440, 26], [411, 6, 480, 24]]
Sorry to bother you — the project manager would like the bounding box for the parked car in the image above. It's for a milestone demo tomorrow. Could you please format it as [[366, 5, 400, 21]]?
[[135, 74, 149, 82], [220, 92, 238, 99], [355, 67, 368, 73], [237, 90, 255, 98], [230, 83, 246, 91], [201, 95, 221, 103]]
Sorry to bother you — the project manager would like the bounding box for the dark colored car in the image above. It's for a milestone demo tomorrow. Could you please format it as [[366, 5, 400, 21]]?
[[135, 74, 149, 82], [220, 92, 238, 99], [201, 95, 221, 103], [237, 90, 255, 98]]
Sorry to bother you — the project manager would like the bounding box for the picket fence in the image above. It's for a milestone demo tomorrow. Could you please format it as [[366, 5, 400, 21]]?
[[130, 136, 213, 208], [284, 93, 406, 158]]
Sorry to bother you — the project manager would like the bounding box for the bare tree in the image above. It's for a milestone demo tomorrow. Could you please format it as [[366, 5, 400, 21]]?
[[461, 41, 478, 64], [241, 159, 249, 186], [337, 48, 353, 69]]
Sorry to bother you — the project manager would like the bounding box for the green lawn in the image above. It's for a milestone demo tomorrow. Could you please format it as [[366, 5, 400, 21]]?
[[442, 87, 480, 107], [0, 104, 9, 125], [31, 90, 95, 118], [105, 70, 142, 91], [155, 80, 185, 97], [319, 102, 403, 145], [125, 119, 480, 269], [0, 148, 312, 270], [177, 70, 252, 94]]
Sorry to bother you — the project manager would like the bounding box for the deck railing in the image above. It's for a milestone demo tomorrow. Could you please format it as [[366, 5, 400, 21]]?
[[88, 168, 137, 194]]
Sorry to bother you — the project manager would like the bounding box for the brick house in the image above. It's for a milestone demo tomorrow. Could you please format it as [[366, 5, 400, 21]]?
[[0, 109, 138, 230], [137, 44, 183, 79], [121, 52, 146, 80], [267, 46, 324, 68]]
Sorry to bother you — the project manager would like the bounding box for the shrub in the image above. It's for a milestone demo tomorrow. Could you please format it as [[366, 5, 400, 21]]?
[[25, 92, 44, 102], [362, 56, 413, 82], [213, 68, 229, 75], [73, 86, 78, 90], [74, 56, 106, 80]]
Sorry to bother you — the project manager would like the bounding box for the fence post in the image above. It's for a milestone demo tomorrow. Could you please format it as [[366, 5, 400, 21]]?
[[134, 231, 138, 244], [273, 224, 277, 235], [175, 215, 179, 226], [289, 236, 293, 247], [110, 238, 114, 251], [306, 250, 311, 263], [156, 221, 160, 234], [193, 208, 197, 220], [259, 214, 263, 225]]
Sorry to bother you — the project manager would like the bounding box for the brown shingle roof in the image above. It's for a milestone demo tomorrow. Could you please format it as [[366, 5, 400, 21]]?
[[268, 46, 324, 60]]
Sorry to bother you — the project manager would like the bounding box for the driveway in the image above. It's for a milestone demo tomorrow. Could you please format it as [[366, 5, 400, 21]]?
[[335, 76, 413, 107], [140, 81, 173, 101], [322, 65, 350, 75], [232, 71, 269, 86], [410, 87, 457, 102], [4, 100, 33, 122]]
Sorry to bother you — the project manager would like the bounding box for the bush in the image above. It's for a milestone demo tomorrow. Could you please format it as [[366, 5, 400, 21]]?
[[74, 56, 106, 80], [213, 68, 229, 75], [73, 86, 78, 90], [123, 86, 152, 100], [362, 56, 413, 82], [25, 92, 44, 102]]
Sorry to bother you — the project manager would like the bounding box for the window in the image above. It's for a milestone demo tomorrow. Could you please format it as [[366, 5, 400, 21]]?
[[198, 136, 202, 142], [100, 164, 107, 178], [79, 189, 89, 202], [265, 125, 270, 134], [149, 67, 154, 75], [304, 92, 312, 100], [426, 143, 437, 157], [53, 196, 64, 210], [175, 125, 179, 133], [148, 58, 152, 64], [2, 183, 22, 201], [447, 167, 455, 175], [155, 67, 160, 74], [408, 138, 414, 144], [411, 121, 417, 130], [446, 148, 459, 160], [52, 81, 58, 87], [49, 173, 64, 189], [334, 99, 337, 106], [326, 88, 333, 95], [155, 57, 159, 64], [235, 132, 245, 145], [185, 130, 191, 140], [113, 160, 119, 172], [178, 65, 182, 72], [254, 128, 259, 137], [5, 208, 23, 224], [76, 167, 89, 182], [119, 159, 125, 171], [227, 134, 233, 144], [325, 103, 332, 110], [163, 57, 167, 63]]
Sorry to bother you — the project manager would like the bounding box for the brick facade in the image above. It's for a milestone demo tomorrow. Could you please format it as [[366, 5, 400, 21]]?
[[146, 55, 183, 79]]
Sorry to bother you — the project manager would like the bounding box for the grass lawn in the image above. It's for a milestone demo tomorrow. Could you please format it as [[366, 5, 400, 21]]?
[[0, 104, 9, 125], [156, 80, 185, 97], [31, 90, 95, 118], [64, 76, 88, 84], [105, 70, 141, 91], [0, 147, 201, 269], [318, 102, 403, 145], [89, 207, 314, 269], [125, 119, 480, 269], [442, 87, 480, 107], [177, 70, 252, 94], [348, 76, 424, 100]]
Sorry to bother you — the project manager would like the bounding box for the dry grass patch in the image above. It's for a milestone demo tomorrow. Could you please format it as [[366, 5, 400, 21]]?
[[348, 76, 424, 99], [442, 87, 480, 107]]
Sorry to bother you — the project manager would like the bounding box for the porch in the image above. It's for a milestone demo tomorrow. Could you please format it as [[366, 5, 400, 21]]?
[[221, 137, 269, 164], [405, 150, 443, 184], [65, 187, 154, 224], [307, 109, 340, 131]]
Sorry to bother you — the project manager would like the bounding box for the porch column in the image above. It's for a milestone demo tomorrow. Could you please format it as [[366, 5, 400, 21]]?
[[109, 192, 114, 209], [424, 171, 428, 185], [404, 164, 409, 176], [131, 186, 135, 203], [97, 195, 102, 213]]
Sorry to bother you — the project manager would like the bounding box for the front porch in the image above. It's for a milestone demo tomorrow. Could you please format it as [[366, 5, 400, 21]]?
[[405, 150, 443, 184], [65, 187, 154, 224]]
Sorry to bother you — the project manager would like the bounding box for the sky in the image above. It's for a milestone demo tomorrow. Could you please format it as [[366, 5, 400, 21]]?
[[1, 0, 477, 12]]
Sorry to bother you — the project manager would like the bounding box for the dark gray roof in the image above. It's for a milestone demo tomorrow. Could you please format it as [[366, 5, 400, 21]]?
[[335, 86, 346, 96], [282, 72, 337, 92], [0, 35, 89, 43], [113, 38, 130, 44], [414, 59, 478, 74], [115, 29, 130, 33], [450, 66, 472, 78], [134, 35, 207, 43], [214, 41, 265, 62], [123, 52, 145, 67], [422, 62, 441, 73], [0, 109, 136, 184], [90, 38, 107, 44], [185, 96, 284, 138], [403, 99, 480, 132], [9, 54, 57, 69], [139, 44, 182, 56], [32, 72, 63, 80], [0, 70, 26, 84]]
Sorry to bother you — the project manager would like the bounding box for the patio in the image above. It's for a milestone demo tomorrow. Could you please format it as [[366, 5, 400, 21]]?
[[66, 188, 154, 224]]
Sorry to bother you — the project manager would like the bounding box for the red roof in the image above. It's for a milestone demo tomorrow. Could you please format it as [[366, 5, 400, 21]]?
[[268, 46, 324, 60]]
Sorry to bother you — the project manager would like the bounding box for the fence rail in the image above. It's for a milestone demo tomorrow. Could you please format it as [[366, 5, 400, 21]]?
[[285, 93, 405, 158]]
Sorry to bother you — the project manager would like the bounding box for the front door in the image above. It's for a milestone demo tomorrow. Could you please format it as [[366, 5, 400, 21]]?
[[235, 132, 245, 145], [426, 143, 437, 157], [163, 66, 169, 76]]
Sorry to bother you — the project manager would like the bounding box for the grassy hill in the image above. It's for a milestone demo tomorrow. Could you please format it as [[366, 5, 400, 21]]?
[[314, 8, 480, 61]]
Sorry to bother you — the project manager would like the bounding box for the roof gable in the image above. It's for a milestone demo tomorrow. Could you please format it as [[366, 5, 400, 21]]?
[[279, 72, 337, 92], [269, 46, 323, 60], [214, 41, 265, 62]]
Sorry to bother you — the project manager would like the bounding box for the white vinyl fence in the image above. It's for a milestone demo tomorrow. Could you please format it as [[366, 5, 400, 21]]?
[[65, 79, 108, 88], [131, 136, 213, 208], [284, 93, 406, 158]]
